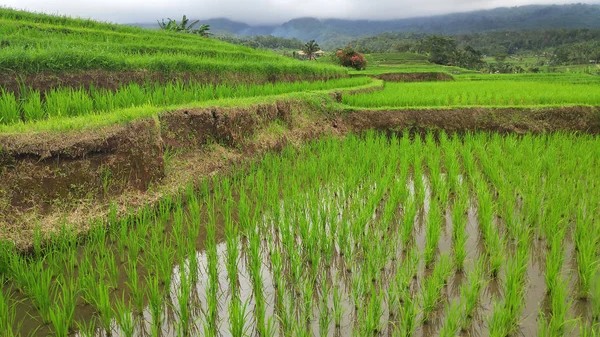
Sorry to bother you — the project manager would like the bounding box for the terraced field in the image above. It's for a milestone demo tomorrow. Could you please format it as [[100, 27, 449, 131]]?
[[0, 10, 599, 337]]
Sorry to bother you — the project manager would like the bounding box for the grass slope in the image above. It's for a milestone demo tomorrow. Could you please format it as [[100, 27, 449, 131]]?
[[0, 8, 345, 77]]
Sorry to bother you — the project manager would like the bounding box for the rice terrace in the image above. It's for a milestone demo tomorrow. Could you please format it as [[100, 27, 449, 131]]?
[[0, 4, 600, 337]]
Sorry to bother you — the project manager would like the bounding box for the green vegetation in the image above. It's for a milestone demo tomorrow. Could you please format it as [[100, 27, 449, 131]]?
[[0, 77, 371, 124], [343, 81, 600, 108], [0, 7, 599, 337], [1, 131, 598, 336], [368, 52, 428, 65], [0, 8, 344, 77]]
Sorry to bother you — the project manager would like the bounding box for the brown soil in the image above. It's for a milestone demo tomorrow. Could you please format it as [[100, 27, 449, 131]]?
[[0, 103, 598, 250], [342, 106, 600, 134], [376, 72, 454, 82], [0, 70, 342, 97]]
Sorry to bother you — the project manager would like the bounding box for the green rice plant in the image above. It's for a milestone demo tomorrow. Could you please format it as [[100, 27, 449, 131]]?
[[125, 260, 145, 314], [300, 276, 315, 325], [87, 278, 114, 336], [76, 318, 99, 337], [575, 208, 599, 299], [146, 273, 164, 337], [425, 200, 443, 268], [545, 228, 566, 297], [397, 290, 419, 337], [0, 89, 20, 124], [579, 323, 600, 337], [175, 264, 192, 337], [0, 288, 20, 337], [451, 192, 469, 271], [228, 294, 250, 337], [343, 81, 600, 108], [439, 298, 463, 337], [488, 247, 529, 337], [538, 277, 575, 337], [592, 277, 600, 323], [461, 257, 487, 330], [401, 196, 417, 249], [21, 89, 45, 122], [25, 259, 54, 323], [361, 284, 385, 334], [421, 254, 453, 324], [153, 239, 177, 289], [332, 280, 343, 328], [114, 294, 136, 337], [49, 277, 77, 337]]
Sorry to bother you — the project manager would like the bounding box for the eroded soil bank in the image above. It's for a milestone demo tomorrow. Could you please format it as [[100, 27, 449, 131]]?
[[0, 103, 599, 249], [0, 70, 343, 97]]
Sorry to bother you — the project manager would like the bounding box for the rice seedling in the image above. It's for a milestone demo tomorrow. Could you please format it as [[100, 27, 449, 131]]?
[[488, 246, 529, 337], [545, 228, 566, 297], [397, 290, 419, 337], [461, 257, 487, 329], [425, 200, 443, 268], [343, 81, 600, 108], [574, 207, 599, 299], [76, 318, 99, 337], [228, 294, 250, 337], [114, 294, 136, 337], [1, 131, 599, 337], [0, 288, 20, 337], [451, 191, 469, 272], [593, 278, 600, 322], [0, 89, 20, 124], [579, 322, 600, 337], [87, 278, 114, 336], [48, 277, 77, 337], [125, 260, 145, 315], [147, 273, 165, 337], [538, 277, 576, 337], [421, 254, 453, 324], [439, 298, 463, 337]]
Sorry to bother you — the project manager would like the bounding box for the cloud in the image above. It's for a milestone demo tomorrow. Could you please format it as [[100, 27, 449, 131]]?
[[2, 0, 597, 24]]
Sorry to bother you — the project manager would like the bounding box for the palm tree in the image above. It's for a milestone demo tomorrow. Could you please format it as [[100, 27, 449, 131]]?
[[302, 40, 320, 60]]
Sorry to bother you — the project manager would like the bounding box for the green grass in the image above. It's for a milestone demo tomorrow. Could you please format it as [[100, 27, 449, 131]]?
[[0, 78, 381, 133], [0, 77, 372, 125], [455, 72, 600, 84], [349, 63, 476, 76], [342, 81, 600, 108], [0, 9, 345, 77]]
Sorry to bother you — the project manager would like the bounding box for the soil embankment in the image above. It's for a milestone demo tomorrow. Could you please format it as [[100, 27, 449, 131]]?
[[376, 72, 454, 82], [1, 103, 598, 249], [0, 70, 343, 97]]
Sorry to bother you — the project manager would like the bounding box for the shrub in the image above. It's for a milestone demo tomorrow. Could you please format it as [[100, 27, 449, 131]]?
[[334, 45, 367, 70]]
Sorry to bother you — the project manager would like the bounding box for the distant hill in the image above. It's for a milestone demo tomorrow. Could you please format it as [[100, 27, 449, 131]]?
[[129, 4, 600, 48]]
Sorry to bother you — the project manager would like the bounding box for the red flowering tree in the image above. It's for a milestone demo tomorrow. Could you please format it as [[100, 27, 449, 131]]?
[[334, 45, 367, 70]]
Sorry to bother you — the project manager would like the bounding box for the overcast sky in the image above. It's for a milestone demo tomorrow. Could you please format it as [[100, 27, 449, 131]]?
[[2, 0, 598, 24]]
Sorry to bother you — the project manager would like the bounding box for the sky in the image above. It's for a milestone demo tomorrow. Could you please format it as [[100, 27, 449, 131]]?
[[2, 0, 598, 25]]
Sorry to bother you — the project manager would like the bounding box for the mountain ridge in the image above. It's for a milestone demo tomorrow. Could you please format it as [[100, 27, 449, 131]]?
[[129, 4, 600, 48]]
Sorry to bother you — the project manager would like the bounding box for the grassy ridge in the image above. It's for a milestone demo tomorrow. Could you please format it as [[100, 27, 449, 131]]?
[[0, 77, 372, 125], [0, 9, 345, 76], [0, 78, 382, 133], [456, 72, 600, 84], [343, 81, 600, 108]]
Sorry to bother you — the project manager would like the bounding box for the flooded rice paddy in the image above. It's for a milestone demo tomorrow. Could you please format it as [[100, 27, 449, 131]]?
[[1, 131, 599, 337]]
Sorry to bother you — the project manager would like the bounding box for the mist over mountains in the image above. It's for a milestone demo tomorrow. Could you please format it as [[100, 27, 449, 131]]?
[[131, 4, 600, 47]]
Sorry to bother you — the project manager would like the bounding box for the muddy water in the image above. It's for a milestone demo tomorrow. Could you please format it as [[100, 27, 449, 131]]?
[[5, 174, 593, 337]]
